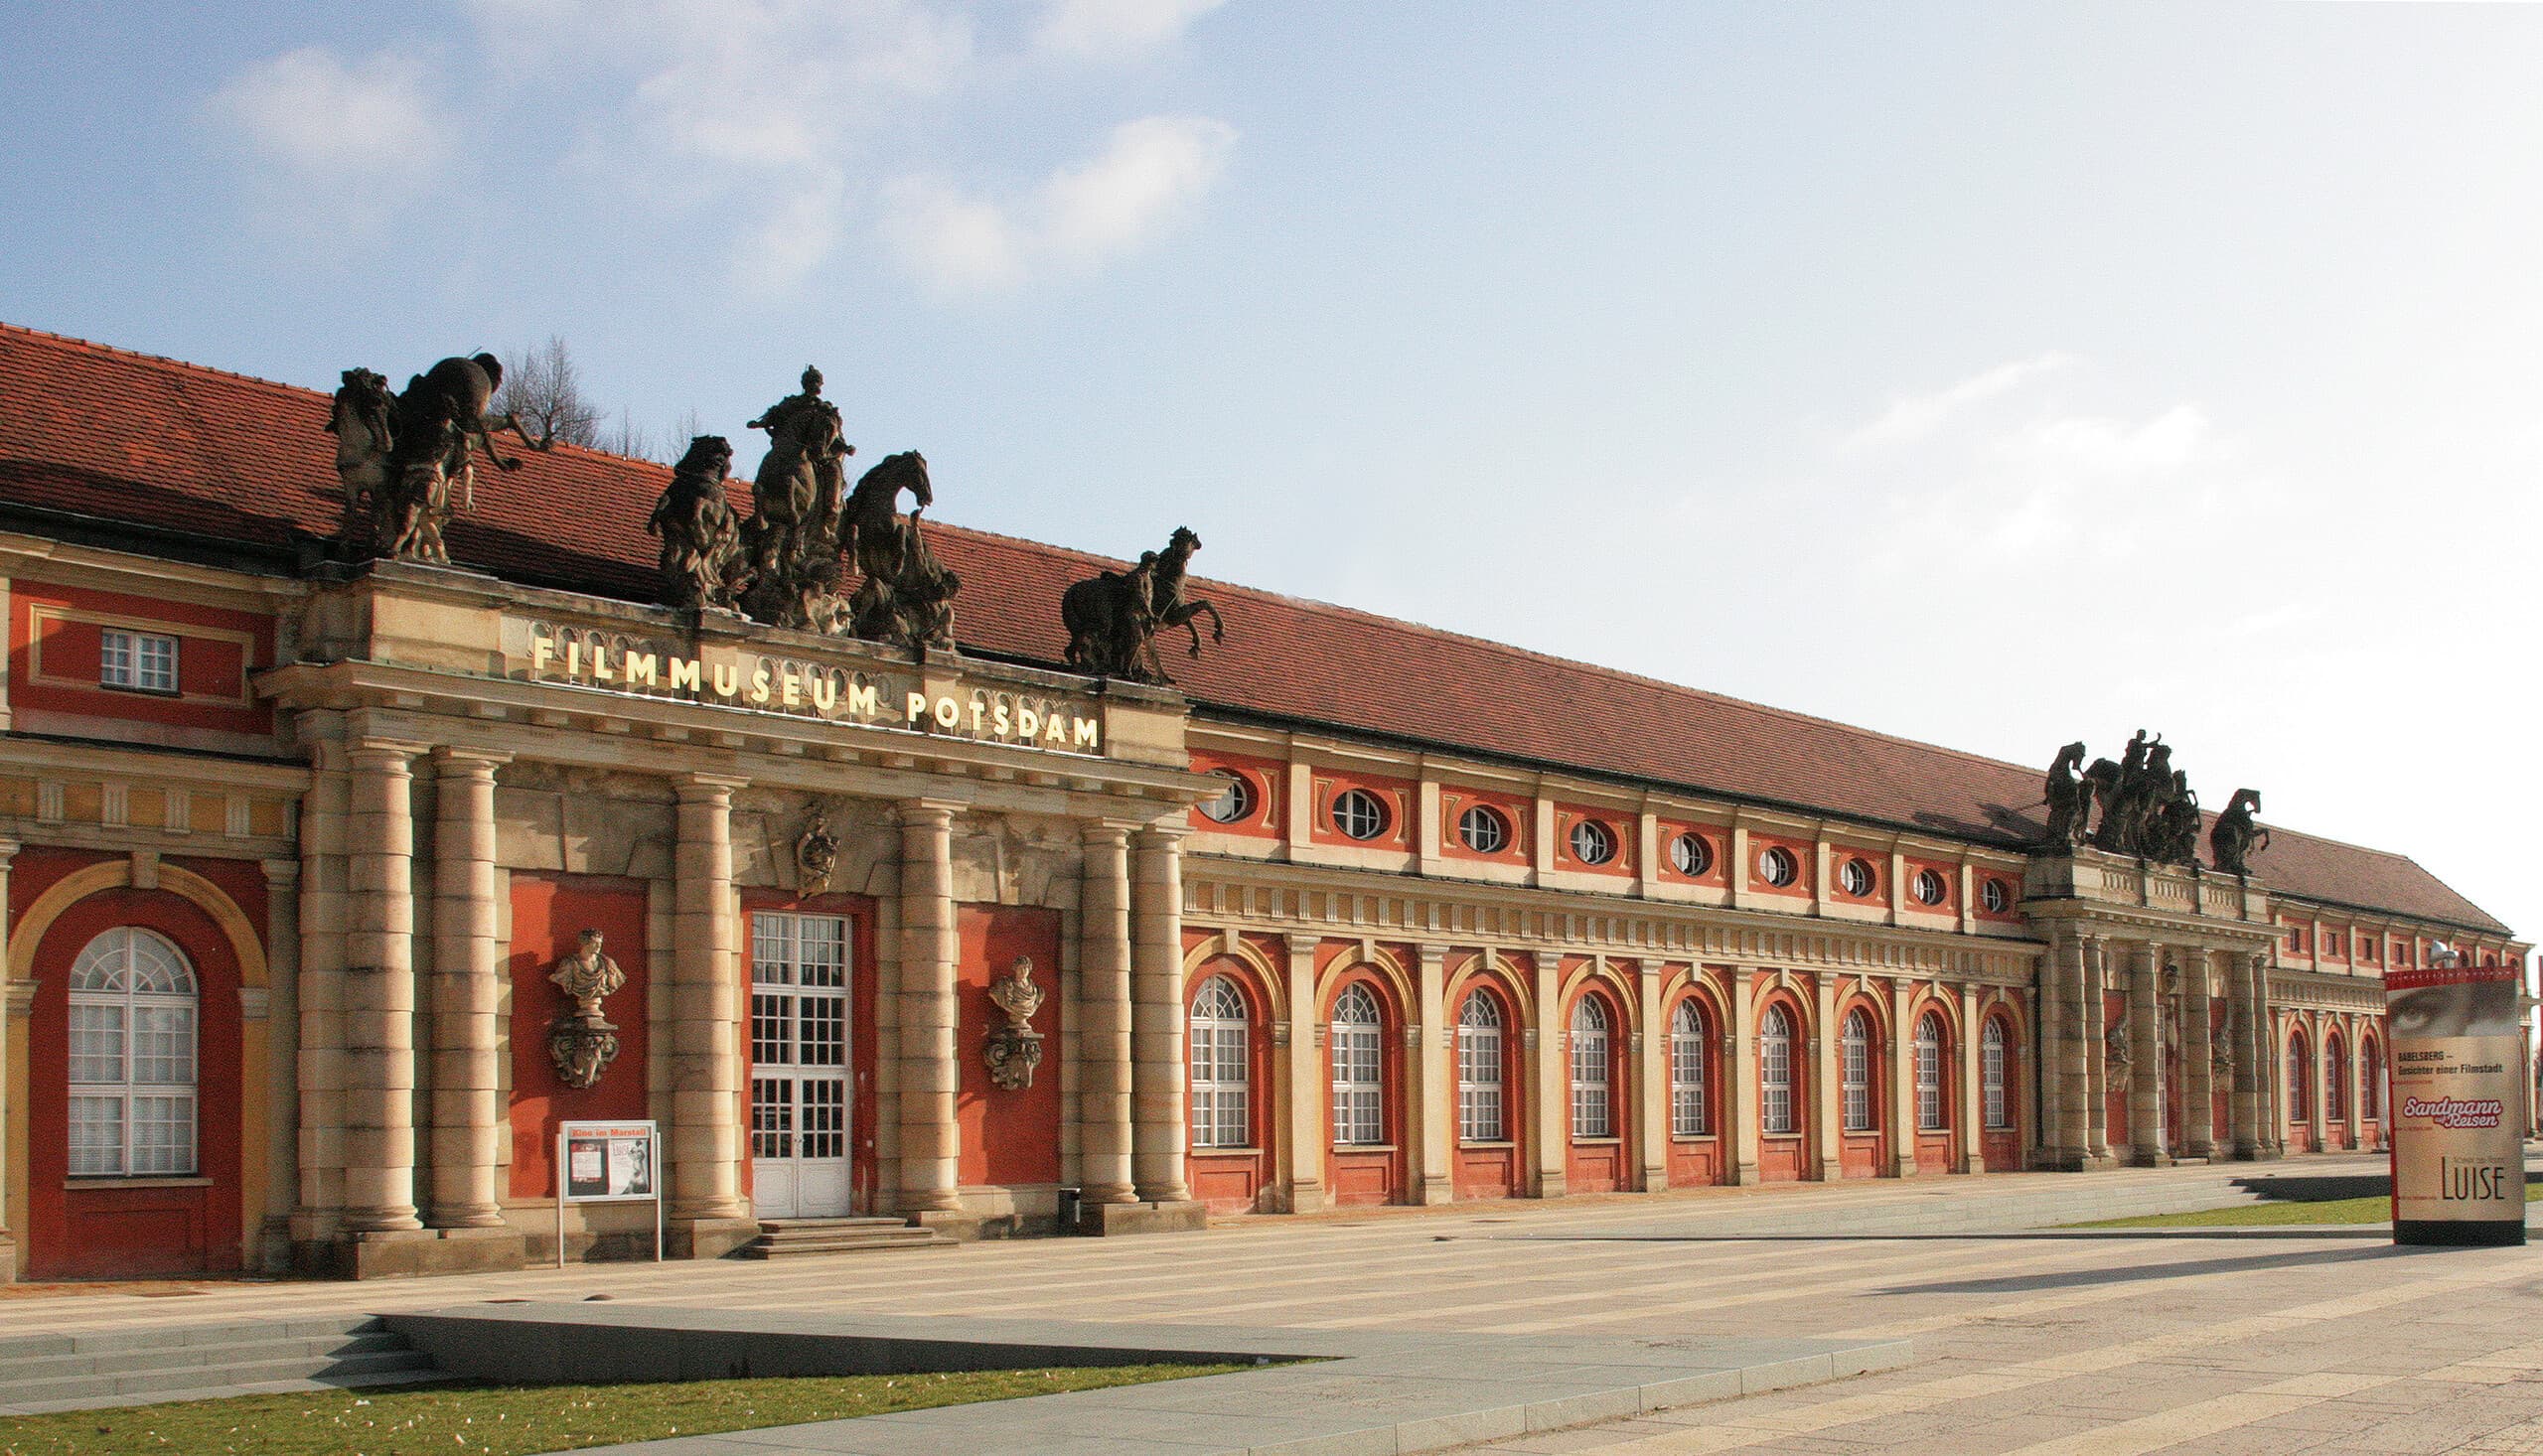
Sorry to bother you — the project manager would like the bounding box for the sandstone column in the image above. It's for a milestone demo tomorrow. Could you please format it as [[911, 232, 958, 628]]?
[[895, 800, 962, 1214], [294, 732, 352, 1246], [1636, 960, 1668, 1191], [428, 749, 507, 1228], [2049, 933, 2090, 1168], [669, 776, 751, 1243], [2130, 942, 2165, 1166], [1282, 934, 1324, 1212], [1956, 982, 1983, 1174], [1813, 975, 1842, 1181], [259, 857, 300, 1270], [2083, 937, 2110, 1164], [1416, 945, 1452, 1205], [341, 742, 423, 1233], [1727, 968, 1758, 1185], [1129, 826, 1190, 1205], [1534, 954, 1567, 1197], [2226, 949, 2259, 1157], [1887, 980, 1916, 1177], [1076, 823, 1135, 1208], [2182, 952, 2215, 1159], [0, 839, 16, 1280]]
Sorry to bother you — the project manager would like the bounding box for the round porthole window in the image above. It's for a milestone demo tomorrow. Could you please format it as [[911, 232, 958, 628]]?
[[1669, 831, 1713, 877], [1331, 788, 1390, 841], [1570, 818, 1616, 865], [1758, 846, 1799, 887], [1981, 877, 2012, 914], [1839, 856, 1876, 897], [1912, 868, 1949, 906], [1458, 804, 1510, 854], [1198, 770, 1256, 825]]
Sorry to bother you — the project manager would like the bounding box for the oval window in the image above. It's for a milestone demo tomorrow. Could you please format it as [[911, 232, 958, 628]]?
[[1839, 856, 1875, 897], [1669, 831, 1713, 877], [1198, 770, 1256, 825], [1758, 846, 1799, 887], [1912, 868, 1949, 906], [1570, 819, 1616, 865], [1331, 788, 1391, 841], [1981, 877, 2012, 914], [1457, 804, 1510, 854]]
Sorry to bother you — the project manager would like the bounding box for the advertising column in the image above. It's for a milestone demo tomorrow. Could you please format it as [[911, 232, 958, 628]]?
[[2387, 952, 2528, 1246]]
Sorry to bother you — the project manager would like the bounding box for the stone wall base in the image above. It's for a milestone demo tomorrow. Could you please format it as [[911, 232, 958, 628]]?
[[310, 1227, 528, 1280], [668, 1217, 762, 1261], [1077, 1200, 1206, 1237]]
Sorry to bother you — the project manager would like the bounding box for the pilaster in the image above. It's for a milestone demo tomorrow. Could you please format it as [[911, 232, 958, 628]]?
[[1415, 944, 1453, 1205], [1281, 933, 1324, 1212], [1812, 974, 1841, 1182], [1635, 959, 1668, 1191]]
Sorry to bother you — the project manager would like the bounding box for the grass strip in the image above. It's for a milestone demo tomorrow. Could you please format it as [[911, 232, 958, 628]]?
[[0, 1362, 1248, 1456], [2068, 1179, 2536, 1230]]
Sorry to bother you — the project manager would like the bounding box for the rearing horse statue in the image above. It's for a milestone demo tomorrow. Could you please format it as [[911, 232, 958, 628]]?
[[841, 451, 933, 584], [2041, 741, 2092, 847]]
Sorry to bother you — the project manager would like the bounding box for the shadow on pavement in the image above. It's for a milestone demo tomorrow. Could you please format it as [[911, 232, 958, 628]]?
[[1875, 1242, 2426, 1296]]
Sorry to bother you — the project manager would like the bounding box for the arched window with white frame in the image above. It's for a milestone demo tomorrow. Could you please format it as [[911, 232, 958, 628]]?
[[1330, 983, 1384, 1146], [2325, 1034, 2347, 1122], [1842, 1008, 1874, 1132], [1981, 1018, 2011, 1130], [2286, 1031, 2311, 1121], [1914, 1011, 1946, 1131], [68, 928, 199, 1178], [1760, 1003, 1796, 1134], [1456, 989, 1505, 1142], [1669, 998, 1710, 1136], [1570, 995, 1613, 1138], [2363, 1039, 2384, 1121], [1188, 976, 1251, 1150]]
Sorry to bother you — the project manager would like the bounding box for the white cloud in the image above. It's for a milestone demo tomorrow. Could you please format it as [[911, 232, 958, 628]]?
[[1846, 352, 2073, 450], [206, 46, 449, 180], [733, 170, 851, 295], [882, 115, 1236, 295], [1035, 0, 1224, 60]]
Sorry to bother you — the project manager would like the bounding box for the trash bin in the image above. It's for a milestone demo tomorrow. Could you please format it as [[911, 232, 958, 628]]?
[[1056, 1186, 1083, 1236]]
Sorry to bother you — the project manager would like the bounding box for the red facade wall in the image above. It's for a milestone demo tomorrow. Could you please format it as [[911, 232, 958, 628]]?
[[507, 874, 651, 1200], [956, 905, 1063, 1188], [10, 583, 274, 736], [20, 849, 248, 1278]]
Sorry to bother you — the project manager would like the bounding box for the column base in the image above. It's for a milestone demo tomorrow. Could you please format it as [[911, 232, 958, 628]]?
[[2031, 1150, 2091, 1172], [2129, 1150, 2173, 1169], [309, 1227, 527, 1280], [1076, 1200, 1206, 1237], [668, 1216, 762, 1260], [0, 1232, 17, 1284], [1418, 1177, 1456, 1206], [1283, 1180, 1326, 1214]]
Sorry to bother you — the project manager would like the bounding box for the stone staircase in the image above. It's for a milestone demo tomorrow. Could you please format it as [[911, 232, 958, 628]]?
[[0, 1315, 443, 1413], [738, 1217, 960, 1259]]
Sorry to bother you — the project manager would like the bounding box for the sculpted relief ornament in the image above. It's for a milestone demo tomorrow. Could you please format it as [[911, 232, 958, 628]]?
[[983, 956, 1046, 1092], [547, 929, 626, 1090]]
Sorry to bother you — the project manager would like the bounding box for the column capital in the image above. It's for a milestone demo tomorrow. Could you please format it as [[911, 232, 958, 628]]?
[[430, 745, 511, 773], [1416, 943, 1449, 970], [260, 857, 301, 889], [0, 837, 20, 869], [895, 797, 965, 825], [677, 773, 750, 802], [349, 740, 424, 769], [1081, 819, 1137, 846], [1134, 822, 1191, 847], [1283, 932, 1323, 957]]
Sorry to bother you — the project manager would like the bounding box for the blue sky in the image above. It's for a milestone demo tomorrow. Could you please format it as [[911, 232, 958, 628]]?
[[4, 2, 2540, 952]]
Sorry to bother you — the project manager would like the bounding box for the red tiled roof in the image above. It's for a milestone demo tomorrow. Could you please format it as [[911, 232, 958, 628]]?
[[0, 322, 2509, 937]]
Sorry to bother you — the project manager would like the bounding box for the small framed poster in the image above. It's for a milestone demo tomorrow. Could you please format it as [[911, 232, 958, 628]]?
[[555, 1120, 664, 1264]]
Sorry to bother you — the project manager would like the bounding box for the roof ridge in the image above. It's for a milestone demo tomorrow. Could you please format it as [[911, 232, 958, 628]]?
[[0, 321, 691, 475], [934, 521, 2047, 787]]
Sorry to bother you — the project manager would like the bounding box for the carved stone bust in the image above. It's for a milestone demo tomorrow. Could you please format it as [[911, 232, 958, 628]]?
[[547, 929, 625, 1090]]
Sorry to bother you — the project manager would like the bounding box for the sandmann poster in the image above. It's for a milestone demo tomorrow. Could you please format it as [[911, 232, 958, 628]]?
[[2385, 961, 2527, 1245]]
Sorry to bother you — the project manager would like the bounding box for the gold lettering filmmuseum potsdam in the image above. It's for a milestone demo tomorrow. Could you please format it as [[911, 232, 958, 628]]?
[[525, 626, 1104, 753]]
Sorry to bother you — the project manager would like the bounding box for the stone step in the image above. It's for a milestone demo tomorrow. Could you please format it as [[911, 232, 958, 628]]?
[[0, 1329, 411, 1383], [740, 1217, 958, 1258], [0, 1316, 442, 1411]]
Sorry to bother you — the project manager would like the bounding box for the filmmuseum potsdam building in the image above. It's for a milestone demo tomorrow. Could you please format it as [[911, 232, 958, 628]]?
[[0, 321, 2521, 1281]]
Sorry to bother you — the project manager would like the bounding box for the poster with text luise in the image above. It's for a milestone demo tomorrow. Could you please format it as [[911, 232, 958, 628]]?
[[2386, 960, 2528, 1245]]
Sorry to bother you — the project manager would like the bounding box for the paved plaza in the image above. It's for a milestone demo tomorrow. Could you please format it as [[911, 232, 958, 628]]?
[[3, 1156, 2540, 1453]]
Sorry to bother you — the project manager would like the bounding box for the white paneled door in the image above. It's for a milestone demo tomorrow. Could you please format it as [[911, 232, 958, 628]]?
[[749, 912, 853, 1219]]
